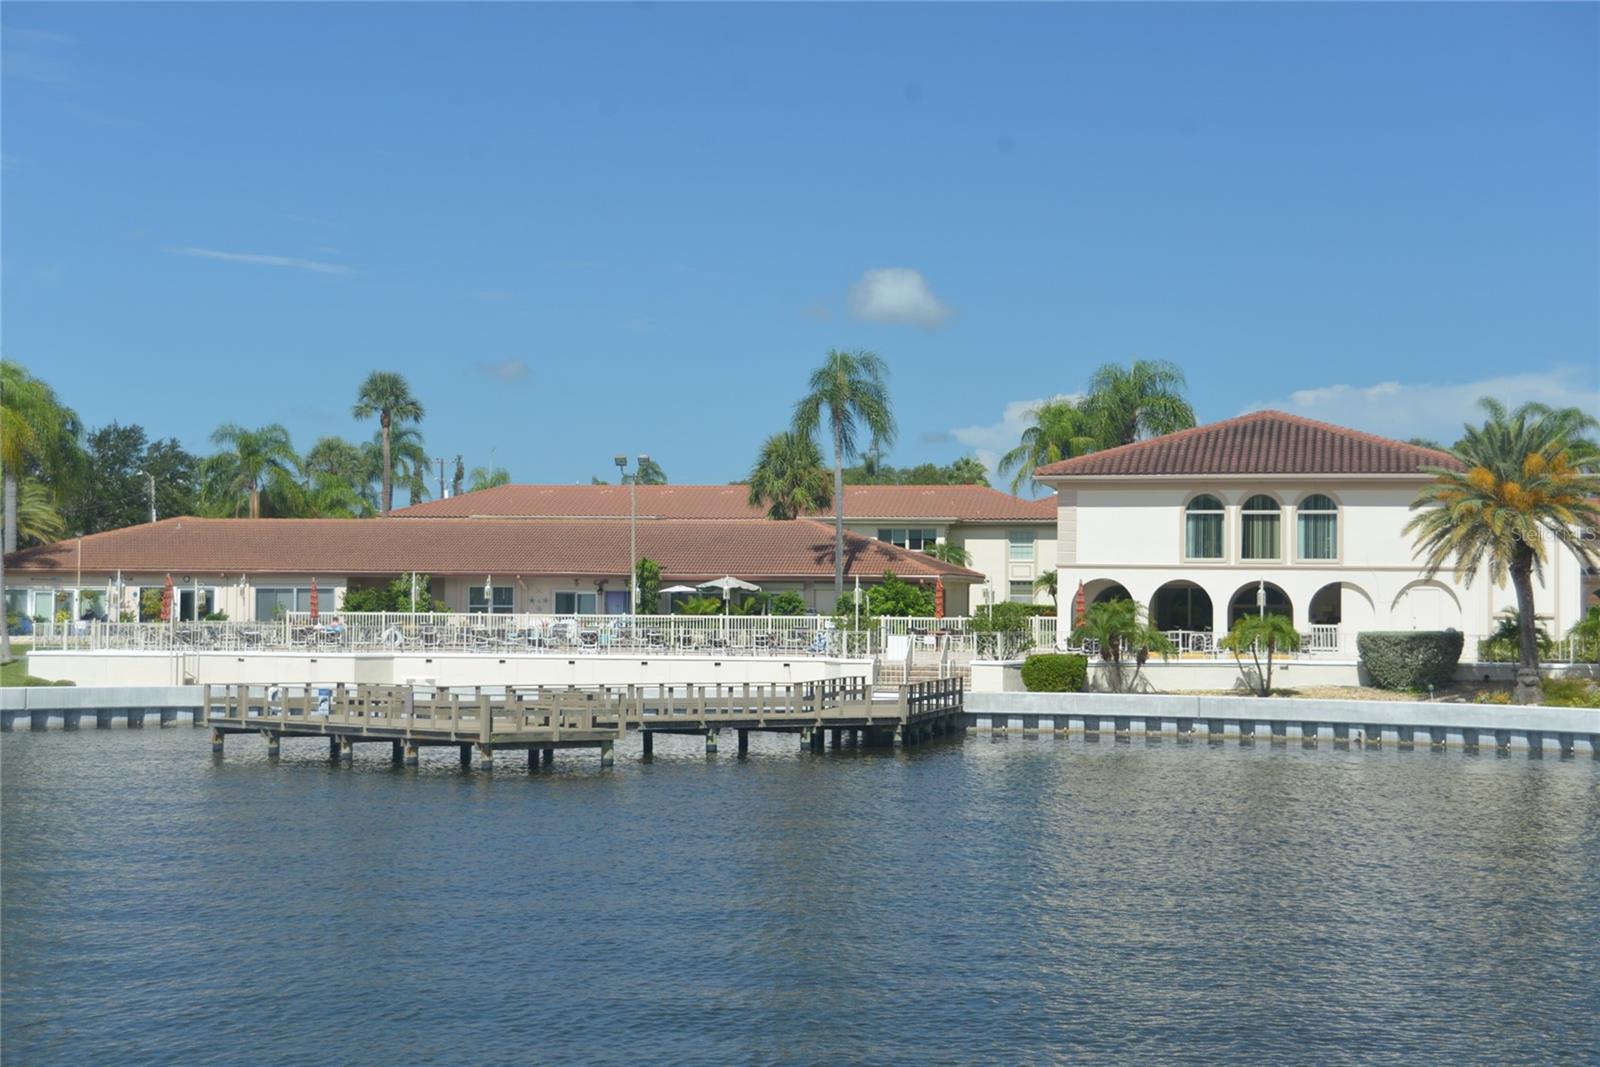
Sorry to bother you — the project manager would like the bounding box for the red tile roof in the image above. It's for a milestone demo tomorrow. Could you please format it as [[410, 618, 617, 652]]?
[[390, 484, 1056, 522], [4, 517, 982, 583], [1034, 410, 1464, 478]]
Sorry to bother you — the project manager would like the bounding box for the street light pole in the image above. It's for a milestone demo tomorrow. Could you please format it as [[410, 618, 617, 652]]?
[[137, 470, 156, 524], [615, 455, 635, 616]]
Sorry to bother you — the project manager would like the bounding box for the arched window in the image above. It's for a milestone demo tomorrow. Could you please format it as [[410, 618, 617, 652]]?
[[1298, 494, 1338, 560], [1240, 494, 1281, 560], [1184, 495, 1224, 559]]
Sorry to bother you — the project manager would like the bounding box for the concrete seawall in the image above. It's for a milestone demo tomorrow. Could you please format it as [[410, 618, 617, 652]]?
[[1, 686, 205, 729], [967, 691, 1600, 754]]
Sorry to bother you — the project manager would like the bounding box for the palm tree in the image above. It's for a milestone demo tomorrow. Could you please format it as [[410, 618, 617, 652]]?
[[1219, 613, 1301, 697], [468, 466, 511, 492], [376, 425, 431, 507], [352, 371, 424, 514], [1405, 399, 1600, 705], [793, 349, 896, 597], [748, 431, 832, 520], [925, 541, 971, 567], [8, 478, 67, 546], [303, 436, 379, 515], [997, 398, 1099, 495], [1082, 360, 1196, 447], [1, 361, 82, 553], [1070, 598, 1173, 693], [1033, 569, 1058, 610], [206, 423, 301, 519]]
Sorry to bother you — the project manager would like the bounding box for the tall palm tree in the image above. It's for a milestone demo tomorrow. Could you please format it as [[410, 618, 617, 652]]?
[[10, 478, 67, 546], [377, 425, 431, 506], [793, 349, 896, 596], [352, 371, 424, 514], [1405, 399, 1600, 705], [997, 398, 1099, 495], [206, 423, 302, 519], [748, 431, 831, 520], [1, 361, 82, 552], [1082, 359, 1196, 447]]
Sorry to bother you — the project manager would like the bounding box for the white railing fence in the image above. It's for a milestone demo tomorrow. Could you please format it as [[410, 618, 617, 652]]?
[[22, 614, 1600, 666]]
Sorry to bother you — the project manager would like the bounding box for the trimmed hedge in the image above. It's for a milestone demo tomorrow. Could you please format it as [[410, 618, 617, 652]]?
[[1356, 631, 1464, 690], [1020, 653, 1088, 693]]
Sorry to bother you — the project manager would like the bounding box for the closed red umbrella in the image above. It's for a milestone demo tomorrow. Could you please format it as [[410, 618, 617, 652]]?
[[161, 575, 173, 622], [1073, 580, 1086, 625], [309, 578, 320, 623], [934, 577, 945, 619]]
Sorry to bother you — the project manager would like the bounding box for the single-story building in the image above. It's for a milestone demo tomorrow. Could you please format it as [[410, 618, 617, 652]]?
[[393, 483, 1058, 607], [3, 515, 982, 622]]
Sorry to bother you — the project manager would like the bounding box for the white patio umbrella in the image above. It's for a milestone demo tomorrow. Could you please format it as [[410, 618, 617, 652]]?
[[698, 576, 760, 615], [659, 584, 698, 613]]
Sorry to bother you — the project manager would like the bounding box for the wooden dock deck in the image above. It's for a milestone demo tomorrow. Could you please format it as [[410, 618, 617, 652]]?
[[204, 677, 963, 766]]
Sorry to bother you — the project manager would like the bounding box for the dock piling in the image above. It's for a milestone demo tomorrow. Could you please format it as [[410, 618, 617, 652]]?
[[706, 731, 718, 755], [403, 742, 419, 767], [599, 740, 615, 768], [737, 729, 749, 756], [339, 737, 353, 763], [262, 730, 280, 757], [642, 732, 654, 759], [211, 728, 224, 754]]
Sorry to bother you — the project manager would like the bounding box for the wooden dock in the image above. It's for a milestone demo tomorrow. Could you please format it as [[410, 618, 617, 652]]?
[[204, 677, 963, 767]]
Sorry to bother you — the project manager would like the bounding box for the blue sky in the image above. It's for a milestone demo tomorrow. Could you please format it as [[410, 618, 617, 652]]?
[[4, 3, 1596, 495]]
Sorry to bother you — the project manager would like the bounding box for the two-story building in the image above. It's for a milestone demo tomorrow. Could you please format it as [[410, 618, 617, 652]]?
[[1035, 410, 1598, 650]]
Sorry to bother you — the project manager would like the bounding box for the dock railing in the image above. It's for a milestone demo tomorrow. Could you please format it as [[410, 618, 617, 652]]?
[[204, 675, 957, 737]]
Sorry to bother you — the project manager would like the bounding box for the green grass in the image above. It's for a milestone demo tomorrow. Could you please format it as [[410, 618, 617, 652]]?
[[0, 657, 74, 687]]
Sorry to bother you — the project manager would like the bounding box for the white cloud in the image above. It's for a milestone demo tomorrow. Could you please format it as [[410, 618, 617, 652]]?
[[166, 246, 355, 276], [473, 359, 529, 383], [951, 394, 1081, 492], [1248, 366, 1600, 443], [847, 267, 952, 329]]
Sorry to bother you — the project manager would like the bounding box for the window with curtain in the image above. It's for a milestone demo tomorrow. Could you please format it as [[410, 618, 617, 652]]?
[[1185, 495, 1224, 559], [1008, 530, 1035, 561], [1240, 495, 1281, 560], [1297, 494, 1338, 560], [1008, 581, 1034, 603], [469, 586, 515, 614]]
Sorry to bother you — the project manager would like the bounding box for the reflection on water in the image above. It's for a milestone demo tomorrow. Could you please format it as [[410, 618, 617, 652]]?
[[3, 729, 1597, 1065]]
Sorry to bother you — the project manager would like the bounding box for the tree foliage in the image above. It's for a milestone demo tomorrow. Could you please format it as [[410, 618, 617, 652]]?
[[1405, 398, 1600, 704], [794, 349, 895, 596], [1220, 613, 1302, 697], [843, 456, 988, 486], [748, 431, 832, 520], [1071, 598, 1174, 693], [352, 371, 424, 514]]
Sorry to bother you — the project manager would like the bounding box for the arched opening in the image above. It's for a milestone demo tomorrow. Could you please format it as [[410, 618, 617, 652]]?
[[1228, 581, 1292, 627], [1309, 582, 1342, 625], [1390, 580, 1463, 631], [1151, 580, 1214, 632], [1089, 581, 1133, 606]]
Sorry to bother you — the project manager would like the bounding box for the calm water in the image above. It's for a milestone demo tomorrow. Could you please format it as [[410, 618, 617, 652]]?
[[3, 727, 1597, 1065]]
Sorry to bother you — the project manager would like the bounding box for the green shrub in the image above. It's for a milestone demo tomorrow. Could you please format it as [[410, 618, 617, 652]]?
[[1538, 677, 1600, 708], [1357, 631, 1465, 690], [769, 591, 806, 616], [1020, 653, 1088, 693]]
